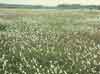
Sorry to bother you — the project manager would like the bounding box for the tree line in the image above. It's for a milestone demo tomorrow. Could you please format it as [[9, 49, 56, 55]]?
[[0, 3, 100, 10]]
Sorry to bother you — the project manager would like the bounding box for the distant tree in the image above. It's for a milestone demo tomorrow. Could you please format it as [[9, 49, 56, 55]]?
[[97, 6, 100, 10]]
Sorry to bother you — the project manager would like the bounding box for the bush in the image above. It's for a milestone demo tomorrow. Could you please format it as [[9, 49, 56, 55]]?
[[0, 24, 7, 31]]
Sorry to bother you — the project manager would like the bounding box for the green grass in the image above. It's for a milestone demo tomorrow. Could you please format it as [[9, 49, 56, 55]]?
[[0, 8, 32, 13], [0, 9, 100, 74]]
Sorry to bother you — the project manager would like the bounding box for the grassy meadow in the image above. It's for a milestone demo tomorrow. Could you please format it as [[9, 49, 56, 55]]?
[[0, 9, 100, 74]]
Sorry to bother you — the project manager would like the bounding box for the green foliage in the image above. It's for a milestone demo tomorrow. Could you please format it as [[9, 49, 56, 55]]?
[[0, 24, 7, 31]]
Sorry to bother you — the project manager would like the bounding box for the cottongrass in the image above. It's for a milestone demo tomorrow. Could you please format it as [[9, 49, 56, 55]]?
[[0, 11, 100, 74], [0, 31, 100, 74]]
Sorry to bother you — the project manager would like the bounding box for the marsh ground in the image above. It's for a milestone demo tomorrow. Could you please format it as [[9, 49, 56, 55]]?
[[0, 9, 100, 74]]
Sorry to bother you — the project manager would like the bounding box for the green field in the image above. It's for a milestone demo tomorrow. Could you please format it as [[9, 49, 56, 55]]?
[[0, 9, 100, 74]]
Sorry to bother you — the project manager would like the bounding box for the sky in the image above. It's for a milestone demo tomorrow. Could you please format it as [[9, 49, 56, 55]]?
[[0, 0, 100, 6]]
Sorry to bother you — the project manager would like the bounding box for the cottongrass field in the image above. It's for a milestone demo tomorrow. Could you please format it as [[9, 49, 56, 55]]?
[[0, 9, 100, 74]]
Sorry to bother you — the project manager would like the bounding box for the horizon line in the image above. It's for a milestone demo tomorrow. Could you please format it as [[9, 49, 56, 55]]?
[[0, 3, 100, 6]]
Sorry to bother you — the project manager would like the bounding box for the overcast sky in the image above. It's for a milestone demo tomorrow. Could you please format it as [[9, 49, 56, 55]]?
[[0, 0, 100, 6]]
